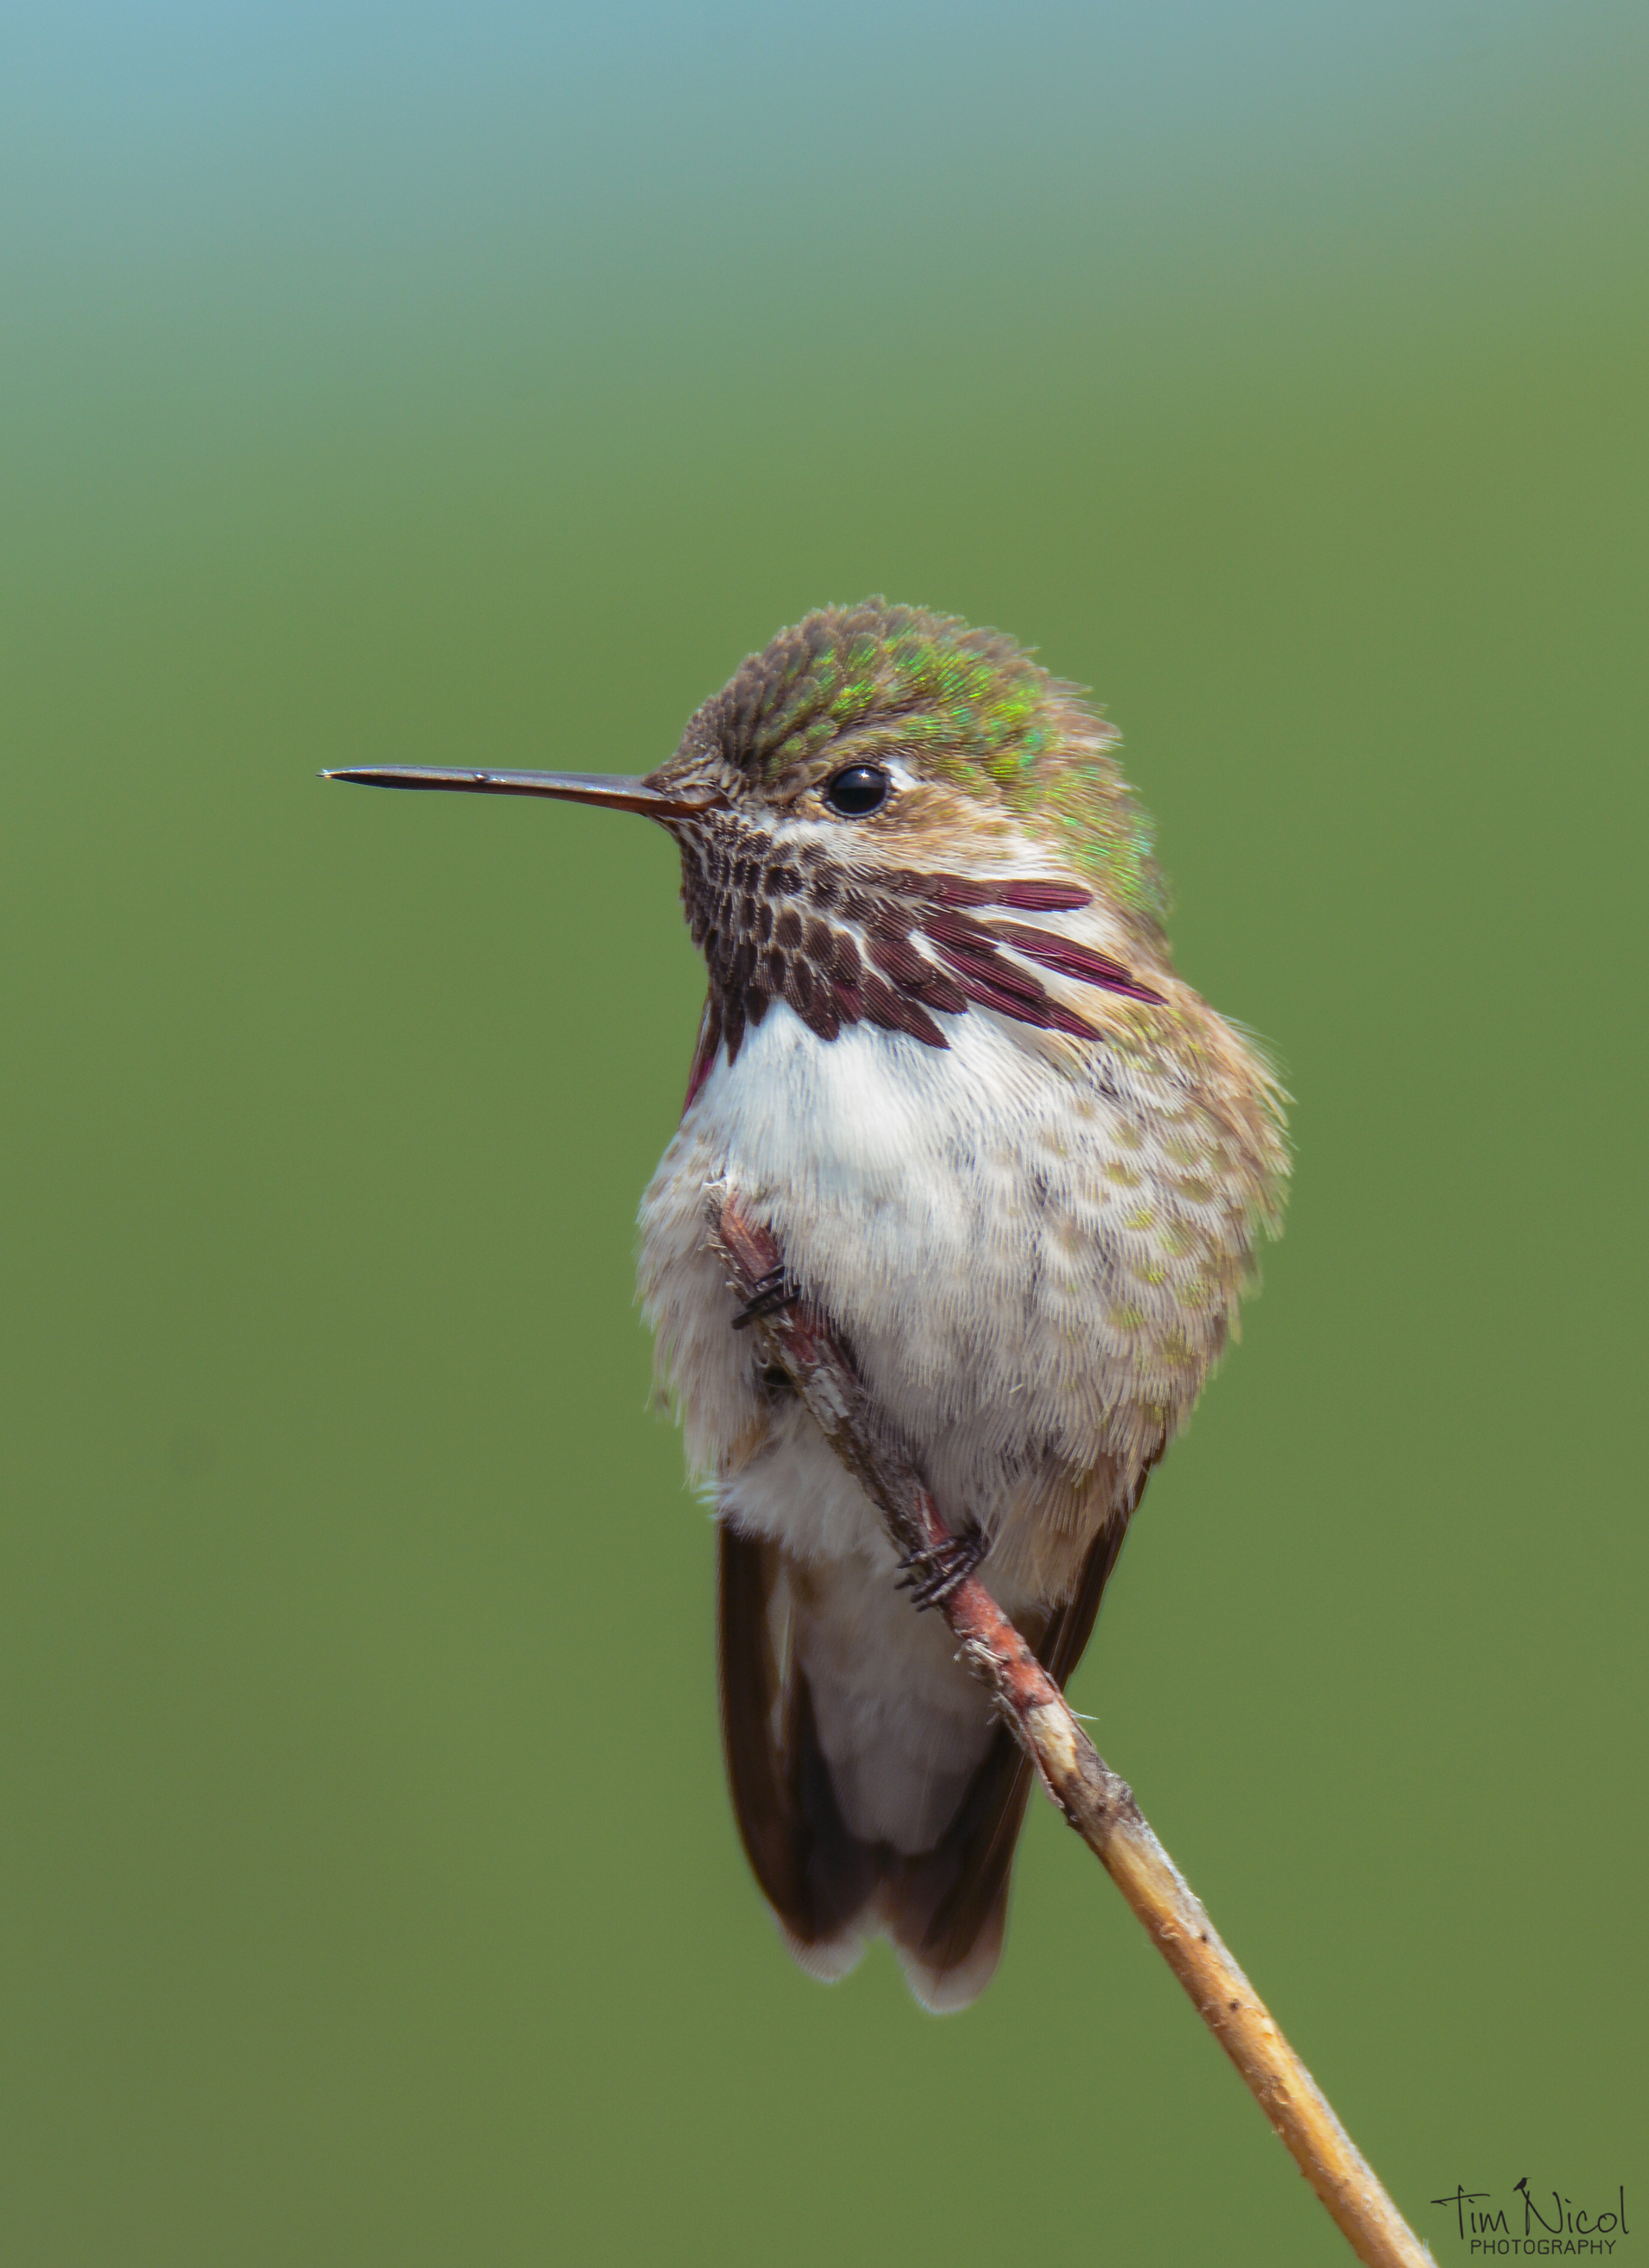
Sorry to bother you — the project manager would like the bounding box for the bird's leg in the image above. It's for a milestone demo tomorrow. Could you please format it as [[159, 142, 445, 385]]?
[[895, 1528, 990, 1611], [731, 1266, 799, 1331]]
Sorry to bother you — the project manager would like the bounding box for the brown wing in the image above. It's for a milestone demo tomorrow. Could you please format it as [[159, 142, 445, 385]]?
[[717, 1522, 876, 1959]]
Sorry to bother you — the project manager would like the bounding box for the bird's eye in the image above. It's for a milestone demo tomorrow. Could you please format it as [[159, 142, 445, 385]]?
[[822, 764, 890, 819]]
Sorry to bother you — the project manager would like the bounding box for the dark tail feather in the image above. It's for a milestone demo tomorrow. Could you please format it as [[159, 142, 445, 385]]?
[[717, 1523, 877, 1975], [717, 1493, 1146, 2006]]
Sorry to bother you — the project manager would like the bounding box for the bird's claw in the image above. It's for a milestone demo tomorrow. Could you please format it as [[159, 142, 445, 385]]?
[[732, 1267, 798, 1331], [895, 1529, 989, 1611]]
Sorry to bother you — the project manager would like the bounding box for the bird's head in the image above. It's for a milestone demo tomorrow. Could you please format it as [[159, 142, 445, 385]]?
[[329, 601, 1171, 1070], [643, 600, 1163, 920]]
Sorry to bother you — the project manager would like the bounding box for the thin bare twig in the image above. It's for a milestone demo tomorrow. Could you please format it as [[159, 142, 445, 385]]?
[[712, 1191, 1432, 2268]]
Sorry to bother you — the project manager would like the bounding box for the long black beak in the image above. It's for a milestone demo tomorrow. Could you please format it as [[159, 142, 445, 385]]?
[[322, 766, 717, 821]]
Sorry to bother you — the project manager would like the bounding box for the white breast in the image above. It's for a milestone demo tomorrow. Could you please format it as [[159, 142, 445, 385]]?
[[638, 994, 1243, 1604]]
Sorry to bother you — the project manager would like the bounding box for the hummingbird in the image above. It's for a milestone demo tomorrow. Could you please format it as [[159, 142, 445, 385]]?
[[330, 600, 1287, 2010]]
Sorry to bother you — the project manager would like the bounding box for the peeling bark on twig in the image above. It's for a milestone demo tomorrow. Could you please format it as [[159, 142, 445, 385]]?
[[710, 1190, 1433, 2268]]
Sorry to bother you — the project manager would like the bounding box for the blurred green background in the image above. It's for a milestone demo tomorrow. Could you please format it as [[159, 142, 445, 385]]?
[[0, 4, 1644, 2262]]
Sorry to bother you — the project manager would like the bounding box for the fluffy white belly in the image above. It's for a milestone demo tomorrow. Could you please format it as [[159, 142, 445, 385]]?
[[639, 998, 1239, 1604]]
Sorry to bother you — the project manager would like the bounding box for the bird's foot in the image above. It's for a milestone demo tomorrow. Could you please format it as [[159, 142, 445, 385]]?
[[895, 1529, 989, 1611], [731, 1267, 799, 1331]]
